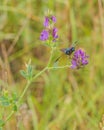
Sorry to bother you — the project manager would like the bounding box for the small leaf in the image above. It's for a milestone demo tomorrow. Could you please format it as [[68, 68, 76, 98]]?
[[12, 92, 18, 102], [27, 65, 32, 74], [20, 70, 27, 78], [13, 104, 18, 111], [0, 96, 10, 107], [2, 101, 10, 106], [27, 64, 33, 80]]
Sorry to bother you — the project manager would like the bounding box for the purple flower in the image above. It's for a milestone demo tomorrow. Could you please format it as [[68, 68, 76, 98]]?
[[40, 30, 49, 41], [51, 16, 56, 23], [71, 49, 89, 69], [44, 17, 49, 27], [52, 28, 58, 40]]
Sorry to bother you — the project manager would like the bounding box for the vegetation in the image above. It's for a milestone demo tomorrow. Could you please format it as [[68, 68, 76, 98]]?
[[0, 0, 104, 130]]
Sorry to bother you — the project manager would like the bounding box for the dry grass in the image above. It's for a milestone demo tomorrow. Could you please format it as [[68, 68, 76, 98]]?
[[0, 0, 104, 130]]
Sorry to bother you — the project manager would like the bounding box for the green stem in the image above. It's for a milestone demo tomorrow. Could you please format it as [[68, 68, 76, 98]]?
[[17, 47, 55, 111], [18, 80, 31, 104], [5, 111, 14, 122], [19, 67, 48, 104], [3, 67, 47, 127], [2, 111, 14, 127], [48, 65, 70, 70], [47, 47, 54, 67], [3, 47, 66, 127], [32, 67, 47, 81]]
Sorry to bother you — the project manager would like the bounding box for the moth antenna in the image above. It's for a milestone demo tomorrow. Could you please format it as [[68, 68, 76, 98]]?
[[55, 56, 61, 62], [55, 54, 63, 62]]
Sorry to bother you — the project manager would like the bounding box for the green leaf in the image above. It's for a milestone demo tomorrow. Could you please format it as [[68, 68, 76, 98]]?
[[2, 101, 10, 106], [13, 104, 18, 111], [27, 64, 33, 80], [20, 70, 27, 78], [0, 96, 10, 107], [27, 64, 32, 74], [12, 92, 18, 102]]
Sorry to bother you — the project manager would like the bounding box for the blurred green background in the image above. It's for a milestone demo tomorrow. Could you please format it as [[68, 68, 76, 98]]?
[[0, 0, 104, 130]]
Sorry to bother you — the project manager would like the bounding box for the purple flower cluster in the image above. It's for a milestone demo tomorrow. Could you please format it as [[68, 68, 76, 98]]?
[[40, 15, 58, 42], [71, 49, 89, 69], [51, 16, 56, 23], [43, 16, 56, 27], [52, 28, 58, 39], [40, 30, 49, 41], [43, 17, 49, 27]]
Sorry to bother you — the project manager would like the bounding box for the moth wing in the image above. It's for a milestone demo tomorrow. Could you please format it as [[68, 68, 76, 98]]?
[[60, 48, 66, 53], [55, 54, 70, 66]]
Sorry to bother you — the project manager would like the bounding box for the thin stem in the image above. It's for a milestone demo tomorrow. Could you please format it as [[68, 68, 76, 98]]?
[[18, 67, 48, 104], [47, 47, 55, 67], [18, 80, 31, 103], [2, 111, 14, 127], [32, 67, 48, 81], [3, 47, 70, 127], [18, 47, 55, 104], [3, 67, 48, 127], [4, 111, 14, 123], [48, 65, 70, 70]]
